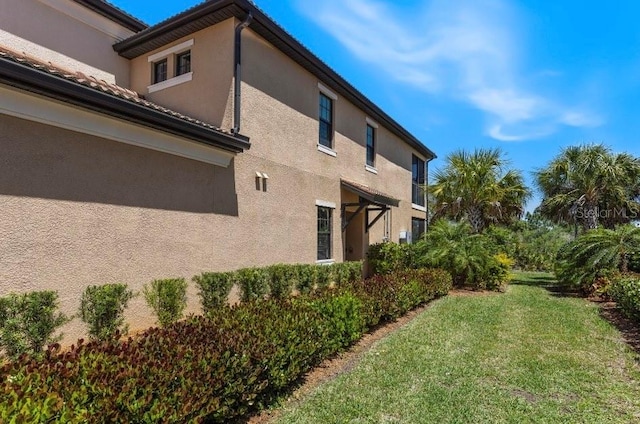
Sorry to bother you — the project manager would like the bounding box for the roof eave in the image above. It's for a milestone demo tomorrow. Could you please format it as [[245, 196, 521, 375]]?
[[113, 0, 436, 160], [0, 58, 250, 153], [73, 0, 148, 32]]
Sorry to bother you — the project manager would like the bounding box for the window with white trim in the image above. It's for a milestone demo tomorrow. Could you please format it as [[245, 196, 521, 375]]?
[[319, 92, 333, 148], [366, 124, 376, 167], [153, 59, 167, 84], [147, 39, 194, 92], [317, 206, 332, 260], [175, 50, 191, 76]]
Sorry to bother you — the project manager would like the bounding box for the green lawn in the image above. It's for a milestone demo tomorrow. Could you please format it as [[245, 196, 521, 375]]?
[[275, 272, 640, 423]]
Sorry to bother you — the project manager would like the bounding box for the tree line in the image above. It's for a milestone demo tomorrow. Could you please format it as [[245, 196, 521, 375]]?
[[429, 143, 640, 234]]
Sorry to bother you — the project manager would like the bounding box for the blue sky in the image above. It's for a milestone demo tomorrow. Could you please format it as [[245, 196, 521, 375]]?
[[111, 0, 640, 209]]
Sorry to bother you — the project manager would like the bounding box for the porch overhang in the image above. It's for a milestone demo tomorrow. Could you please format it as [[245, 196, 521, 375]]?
[[340, 179, 400, 208], [341, 179, 399, 233]]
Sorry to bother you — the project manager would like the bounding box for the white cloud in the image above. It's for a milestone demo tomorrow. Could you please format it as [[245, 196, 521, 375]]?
[[296, 0, 602, 141], [489, 125, 554, 142], [559, 111, 602, 127]]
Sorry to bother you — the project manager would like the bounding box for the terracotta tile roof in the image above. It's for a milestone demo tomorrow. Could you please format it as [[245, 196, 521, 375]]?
[[341, 179, 400, 207], [0, 46, 231, 135]]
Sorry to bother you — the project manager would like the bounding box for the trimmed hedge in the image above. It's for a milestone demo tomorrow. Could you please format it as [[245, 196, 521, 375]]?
[[367, 242, 417, 275], [0, 268, 451, 423], [0, 291, 68, 359], [193, 272, 235, 316], [79, 283, 134, 341], [609, 276, 640, 322], [195, 262, 364, 311], [143, 278, 188, 327]]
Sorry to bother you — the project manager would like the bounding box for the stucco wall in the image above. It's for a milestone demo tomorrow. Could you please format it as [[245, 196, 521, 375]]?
[[127, 17, 429, 245], [239, 27, 428, 246], [128, 20, 235, 129], [0, 15, 431, 345], [0, 0, 133, 85], [0, 113, 343, 343]]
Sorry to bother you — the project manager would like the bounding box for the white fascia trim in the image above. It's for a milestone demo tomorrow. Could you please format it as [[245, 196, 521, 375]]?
[[0, 85, 234, 167], [412, 203, 427, 212], [318, 82, 337, 100], [316, 259, 335, 265], [38, 0, 135, 40], [365, 164, 378, 174], [317, 144, 337, 157], [365, 117, 379, 128], [148, 72, 193, 93], [316, 200, 337, 209], [148, 39, 194, 63]]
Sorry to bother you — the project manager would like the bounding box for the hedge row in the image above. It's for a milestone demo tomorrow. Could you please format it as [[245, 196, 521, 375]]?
[[194, 261, 364, 310], [0, 268, 452, 423], [0, 262, 363, 358], [609, 276, 640, 322]]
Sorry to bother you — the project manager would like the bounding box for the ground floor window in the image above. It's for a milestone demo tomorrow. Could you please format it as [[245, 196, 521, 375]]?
[[317, 207, 332, 260], [412, 217, 426, 242]]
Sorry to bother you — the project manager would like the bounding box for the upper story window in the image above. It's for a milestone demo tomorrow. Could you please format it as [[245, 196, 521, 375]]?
[[153, 59, 168, 84], [366, 124, 376, 167], [412, 155, 426, 207], [176, 50, 191, 76], [319, 92, 333, 148], [147, 39, 194, 94]]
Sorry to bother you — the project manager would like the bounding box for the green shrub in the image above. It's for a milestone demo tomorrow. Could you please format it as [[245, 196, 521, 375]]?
[[265, 264, 296, 299], [237, 268, 269, 302], [193, 272, 235, 315], [555, 225, 640, 293], [0, 267, 452, 423], [609, 277, 640, 321], [308, 290, 365, 351], [315, 265, 332, 290], [367, 242, 416, 275], [79, 283, 134, 341], [143, 278, 188, 327], [294, 264, 317, 294], [0, 291, 68, 359], [416, 220, 509, 290], [331, 261, 363, 285]]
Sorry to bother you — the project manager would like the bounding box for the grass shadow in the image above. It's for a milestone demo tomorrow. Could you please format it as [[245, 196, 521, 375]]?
[[511, 273, 640, 359], [509, 272, 582, 298]]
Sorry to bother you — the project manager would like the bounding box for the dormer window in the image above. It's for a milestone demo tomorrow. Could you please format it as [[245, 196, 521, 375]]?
[[176, 50, 191, 76], [153, 59, 168, 84], [147, 39, 194, 94]]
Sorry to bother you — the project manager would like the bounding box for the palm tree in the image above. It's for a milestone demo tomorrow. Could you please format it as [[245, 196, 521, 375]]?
[[415, 220, 490, 287], [535, 144, 640, 231], [556, 225, 640, 289], [430, 148, 531, 233]]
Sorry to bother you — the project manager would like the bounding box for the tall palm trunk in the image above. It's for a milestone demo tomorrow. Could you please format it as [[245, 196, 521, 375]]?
[[466, 206, 485, 233], [582, 203, 599, 230], [620, 253, 629, 273]]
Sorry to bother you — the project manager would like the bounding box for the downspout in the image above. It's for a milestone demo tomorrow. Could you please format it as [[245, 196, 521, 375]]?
[[232, 12, 253, 135]]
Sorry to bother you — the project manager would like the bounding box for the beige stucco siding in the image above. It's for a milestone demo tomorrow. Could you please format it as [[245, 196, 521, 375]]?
[[129, 19, 235, 129], [0, 14, 431, 345], [0, 0, 133, 85], [0, 113, 343, 342], [240, 27, 427, 245]]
